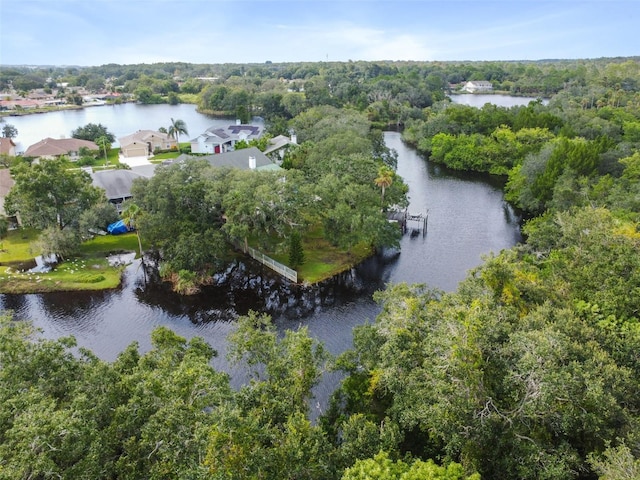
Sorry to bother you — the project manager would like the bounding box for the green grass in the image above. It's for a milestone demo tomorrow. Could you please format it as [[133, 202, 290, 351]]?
[[257, 225, 374, 284], [80, 232, 144, 256], [151, 148, 185, 160], [0, 257, 123, 294], [0, 228, 138, 294], [0, 228, 41, 263]]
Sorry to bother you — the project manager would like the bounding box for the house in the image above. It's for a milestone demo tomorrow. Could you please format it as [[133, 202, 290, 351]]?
[[0, 99, 42, 111], [0, 138, 17, 157], [24, 137, 98, 160], [462, 81, 494, 93], [178, 147, 281, 172], [90, 168, 152, 213], [263, 133, 297, 163], [118, 130, 177, 159], [190, 123, 262, 154]]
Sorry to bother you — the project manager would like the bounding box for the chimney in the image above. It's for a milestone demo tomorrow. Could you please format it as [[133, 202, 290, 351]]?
[[249, 156, 256, 170], [291, 133, 297, 144], [236, 118, 241, 125]]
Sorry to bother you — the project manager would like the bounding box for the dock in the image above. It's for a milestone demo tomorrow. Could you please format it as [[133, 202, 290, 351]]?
[[388, 208, 428, 237]]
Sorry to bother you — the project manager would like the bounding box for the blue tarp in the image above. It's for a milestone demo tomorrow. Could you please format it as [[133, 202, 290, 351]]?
[[107, 219, 130, 235]]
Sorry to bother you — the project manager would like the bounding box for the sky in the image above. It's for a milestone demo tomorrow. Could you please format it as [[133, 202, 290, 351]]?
[[0, 0, 638, 66]]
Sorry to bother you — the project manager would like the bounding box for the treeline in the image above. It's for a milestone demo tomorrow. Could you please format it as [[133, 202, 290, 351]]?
[[3, 58, 639, 128]]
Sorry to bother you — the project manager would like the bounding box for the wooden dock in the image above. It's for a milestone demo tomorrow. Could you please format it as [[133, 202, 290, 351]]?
[[388, 209, 428, 237]]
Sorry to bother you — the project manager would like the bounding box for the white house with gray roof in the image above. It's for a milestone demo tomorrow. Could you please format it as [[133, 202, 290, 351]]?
[[462, 81, 493, 93], [190, 123, 262, 154]]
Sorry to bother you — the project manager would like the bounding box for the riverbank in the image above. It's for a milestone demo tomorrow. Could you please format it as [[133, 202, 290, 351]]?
[[0, 225, 374, 294]]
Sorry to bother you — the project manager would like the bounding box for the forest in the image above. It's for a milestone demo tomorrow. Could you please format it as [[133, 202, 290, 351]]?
[[1, 57, 640, 479]]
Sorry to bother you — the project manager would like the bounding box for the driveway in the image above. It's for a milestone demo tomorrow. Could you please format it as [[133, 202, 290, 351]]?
[[119, 155, 152, 167]]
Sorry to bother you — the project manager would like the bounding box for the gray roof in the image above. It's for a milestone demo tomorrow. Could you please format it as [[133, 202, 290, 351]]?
[[180, 147, 281, 171], [264, 134, 294, 155], [91, 169, 147, 201]]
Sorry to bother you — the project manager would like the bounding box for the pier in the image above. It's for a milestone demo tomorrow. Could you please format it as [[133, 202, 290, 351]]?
[[388, 209, 428, 237]]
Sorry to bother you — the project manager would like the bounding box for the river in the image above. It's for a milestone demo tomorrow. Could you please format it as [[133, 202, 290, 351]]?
[[1, 101, 522, 402]]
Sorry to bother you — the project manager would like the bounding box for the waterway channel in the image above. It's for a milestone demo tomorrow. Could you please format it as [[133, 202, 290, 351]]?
[[1, 101, 524, 404]]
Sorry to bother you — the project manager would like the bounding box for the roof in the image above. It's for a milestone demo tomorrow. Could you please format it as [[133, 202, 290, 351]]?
[[264, 135, 294, 155], [465, 80, 493, 86], [118, 130, 173, 147], [179, 147, 281, 171], [0, 138, 17, 155], [24, 137, 98, 157], [90, 169, 147, 201], [191, 124, 262, 144]]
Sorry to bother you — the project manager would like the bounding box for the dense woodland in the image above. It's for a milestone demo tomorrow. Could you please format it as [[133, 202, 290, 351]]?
[[1, 57, 640, 479]]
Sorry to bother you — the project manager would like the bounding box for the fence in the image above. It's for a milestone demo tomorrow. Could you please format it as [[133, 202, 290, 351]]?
[[232, 239, 298, 283]]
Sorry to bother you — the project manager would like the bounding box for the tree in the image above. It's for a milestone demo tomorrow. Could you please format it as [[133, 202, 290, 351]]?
[[78, 202, 119, 236], [167, 118, 188, 151], [5, 159, 104, 231], [35, 226, 80, 261], [94, 135, 111, 166], [71, 123, 115, 143], [120, 202, 143, 262], [1, 123, 18, 139], [588, 444, 640, 480], [288, 230, 305, 267], [374, 165, 394, 208]]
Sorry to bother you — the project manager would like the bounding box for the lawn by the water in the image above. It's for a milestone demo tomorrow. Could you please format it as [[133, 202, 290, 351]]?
[[0, 229, 139, 294]]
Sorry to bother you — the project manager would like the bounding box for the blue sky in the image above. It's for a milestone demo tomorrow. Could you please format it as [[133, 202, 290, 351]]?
[[1, 0, 638, 66]]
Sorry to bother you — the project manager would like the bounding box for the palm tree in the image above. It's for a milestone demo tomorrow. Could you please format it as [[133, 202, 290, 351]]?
[[95, 135, 111, 166], [121, 203, 143, 260], [167, 118, 188, 152], [374, 165, 394, 208]]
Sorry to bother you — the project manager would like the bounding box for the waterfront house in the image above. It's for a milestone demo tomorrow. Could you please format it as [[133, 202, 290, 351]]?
[[24, 137, 98, 161], [462, 80, 494, 93], [190, 122, 262, 154], [118, 130, 177, 158]]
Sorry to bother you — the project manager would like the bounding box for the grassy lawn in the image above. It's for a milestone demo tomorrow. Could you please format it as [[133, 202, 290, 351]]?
[[258, 225, 374, 284], [0, 229, 140, 294], [0, 228, 41, 263]]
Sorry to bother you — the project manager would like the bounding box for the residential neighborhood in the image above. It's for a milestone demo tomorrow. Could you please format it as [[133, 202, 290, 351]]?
[[0, 119, 289, 222]]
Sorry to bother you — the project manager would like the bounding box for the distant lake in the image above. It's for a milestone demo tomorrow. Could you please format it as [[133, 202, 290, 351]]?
[[449, 93, 548, 108]]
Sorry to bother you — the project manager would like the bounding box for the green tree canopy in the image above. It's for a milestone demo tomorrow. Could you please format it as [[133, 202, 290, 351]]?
[[71, 122, 115, 143], [5, 159, 104, 230]]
